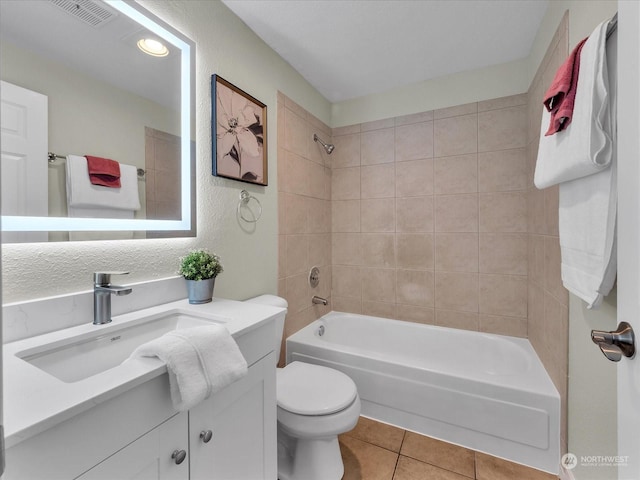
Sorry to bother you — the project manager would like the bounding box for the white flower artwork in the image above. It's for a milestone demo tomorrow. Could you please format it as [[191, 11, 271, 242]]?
[[213, 75, 267, 185]]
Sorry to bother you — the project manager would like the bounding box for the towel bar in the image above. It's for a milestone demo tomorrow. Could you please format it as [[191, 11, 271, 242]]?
[[47, 152, 146, 179]]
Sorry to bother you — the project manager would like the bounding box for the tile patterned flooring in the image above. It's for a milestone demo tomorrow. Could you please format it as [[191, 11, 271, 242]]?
[[339, 417, 559, 480]]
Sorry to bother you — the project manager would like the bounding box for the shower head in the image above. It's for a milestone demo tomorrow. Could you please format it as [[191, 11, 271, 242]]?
[[313, 134, 335, 155]]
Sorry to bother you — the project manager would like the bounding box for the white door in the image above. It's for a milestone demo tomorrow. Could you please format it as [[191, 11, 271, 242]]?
[[0, 80, 48, 243], [617, 2, 640, 479]]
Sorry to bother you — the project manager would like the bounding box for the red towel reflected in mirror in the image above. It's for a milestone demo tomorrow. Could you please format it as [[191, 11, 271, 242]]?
[[85, 155, 121, 188]]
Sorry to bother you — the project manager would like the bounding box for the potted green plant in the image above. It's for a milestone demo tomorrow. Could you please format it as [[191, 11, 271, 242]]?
[[179, 249, 223, 304]]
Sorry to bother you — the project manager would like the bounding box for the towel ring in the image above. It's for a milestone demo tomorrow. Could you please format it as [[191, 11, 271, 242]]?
[[237, 190, 262, 223]]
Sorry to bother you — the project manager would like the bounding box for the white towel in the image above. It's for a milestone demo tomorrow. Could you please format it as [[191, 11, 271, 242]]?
[[534, 20, 612, 189], [559, 164, 617, 308], [557, 19, 617, 308], [66, 154, 141, 211], [132, 325, 248, 411]]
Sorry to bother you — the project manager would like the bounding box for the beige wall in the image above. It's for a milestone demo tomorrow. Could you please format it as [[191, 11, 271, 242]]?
[[328, 95, 529, 334], [144, 128, 182, 221], [1, 0, 331, 304], [276, 93, 332, 365], [331, 58, 529, 128], [569, 291, 618, 480]]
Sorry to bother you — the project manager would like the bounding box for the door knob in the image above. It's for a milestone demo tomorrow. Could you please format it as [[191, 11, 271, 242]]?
[[591, 322, 635, 362]]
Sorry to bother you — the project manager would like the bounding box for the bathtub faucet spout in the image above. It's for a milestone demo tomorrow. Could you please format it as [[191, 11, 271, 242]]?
[[312, 295, 328, 306]]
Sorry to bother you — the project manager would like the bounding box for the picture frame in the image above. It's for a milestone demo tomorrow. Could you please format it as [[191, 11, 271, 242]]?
[[211, 75, 268, 186]]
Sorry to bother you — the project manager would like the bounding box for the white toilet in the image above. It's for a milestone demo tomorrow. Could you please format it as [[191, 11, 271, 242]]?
[[245, 295, 361, 480]]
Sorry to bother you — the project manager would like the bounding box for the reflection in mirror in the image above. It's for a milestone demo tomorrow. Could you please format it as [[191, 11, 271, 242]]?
[[0, 0, 195, 242]]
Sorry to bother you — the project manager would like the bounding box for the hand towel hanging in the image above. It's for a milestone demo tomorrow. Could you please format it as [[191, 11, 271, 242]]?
[[534, 20, 613, 189], [543, 37, 588, 135], [86, 155, 121, 188]]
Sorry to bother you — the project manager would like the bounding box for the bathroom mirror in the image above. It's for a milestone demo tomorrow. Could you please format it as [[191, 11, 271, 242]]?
[[0, 0, 195, 242]]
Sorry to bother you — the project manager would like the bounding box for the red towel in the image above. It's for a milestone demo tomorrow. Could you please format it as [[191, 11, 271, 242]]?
[[542, 37, 588, 136], [85, 155, 121, 188]]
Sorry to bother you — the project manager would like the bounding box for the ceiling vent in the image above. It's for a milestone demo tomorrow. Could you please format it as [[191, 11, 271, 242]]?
[[49, 0, 116, 28]]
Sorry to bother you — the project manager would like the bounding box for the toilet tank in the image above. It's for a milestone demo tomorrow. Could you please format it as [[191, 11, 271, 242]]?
[[244, 295, 287, 363]]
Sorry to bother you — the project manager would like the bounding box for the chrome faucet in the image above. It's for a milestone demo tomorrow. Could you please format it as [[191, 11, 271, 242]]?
[[312, 295, 328, 306], [93, 272, 132, 325]]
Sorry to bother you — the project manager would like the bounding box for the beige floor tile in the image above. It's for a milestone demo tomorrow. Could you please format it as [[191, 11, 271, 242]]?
[[393, 456, 471, 480], [475, 452, 558, 480], [343, 416, 406, 453], [400, 432, 475, 478], [340, 435, 399, 480]]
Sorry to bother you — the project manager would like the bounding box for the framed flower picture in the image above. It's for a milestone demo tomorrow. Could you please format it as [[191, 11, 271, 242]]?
[[211, 75, 267, 185]]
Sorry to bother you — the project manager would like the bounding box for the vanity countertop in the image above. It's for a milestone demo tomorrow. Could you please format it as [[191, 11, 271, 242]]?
[[3, 297, 284, 449]]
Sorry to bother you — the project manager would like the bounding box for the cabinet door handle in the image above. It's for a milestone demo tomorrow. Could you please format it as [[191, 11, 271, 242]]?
[[171, 449, 187, 465], [200, 430, 213, 443]]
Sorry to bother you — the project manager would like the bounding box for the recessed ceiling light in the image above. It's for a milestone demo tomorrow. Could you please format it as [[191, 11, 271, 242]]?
[[137, 38, 169, 57]]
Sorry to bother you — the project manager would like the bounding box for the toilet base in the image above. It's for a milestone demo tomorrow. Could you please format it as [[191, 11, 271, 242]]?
[[277, 426, 344, 480]]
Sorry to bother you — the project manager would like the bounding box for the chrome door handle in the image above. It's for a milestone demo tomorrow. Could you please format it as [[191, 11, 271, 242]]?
[[591, 322, 635, 362]]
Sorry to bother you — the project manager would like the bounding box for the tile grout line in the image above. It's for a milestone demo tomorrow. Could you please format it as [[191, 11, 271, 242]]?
[[390, 430, 408, 480], [391, 454, 401, 480], [476, 105, 481, 328], [474, 450, 479, 479]]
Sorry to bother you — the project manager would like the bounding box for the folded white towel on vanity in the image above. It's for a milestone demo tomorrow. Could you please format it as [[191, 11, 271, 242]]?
[[132, 325, 248, 411], [534, 20, 613, 189], [66, 154, 141, 211]]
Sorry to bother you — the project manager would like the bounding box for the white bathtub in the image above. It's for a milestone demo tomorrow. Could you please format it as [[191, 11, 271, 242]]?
[[286, 311, 560, 474]]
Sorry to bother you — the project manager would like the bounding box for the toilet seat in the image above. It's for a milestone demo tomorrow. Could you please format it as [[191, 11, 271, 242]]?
[[277, 361, 358, 415]]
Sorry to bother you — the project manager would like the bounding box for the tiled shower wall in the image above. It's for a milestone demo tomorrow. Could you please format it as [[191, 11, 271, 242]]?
[[526, 13, 570, 452], [329, 96, 529, 336], [278, 31, 569, 449], [277, 92, 332, 364]]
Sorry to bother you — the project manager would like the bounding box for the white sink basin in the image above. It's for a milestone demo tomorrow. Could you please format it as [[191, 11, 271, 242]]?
[[16, 311, 226, 383]]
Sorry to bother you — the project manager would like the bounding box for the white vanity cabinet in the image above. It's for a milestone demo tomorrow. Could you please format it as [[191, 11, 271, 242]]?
[[189, 352, 276, 480], [2, 317, 278, 480], [76, 412, 189, 480]]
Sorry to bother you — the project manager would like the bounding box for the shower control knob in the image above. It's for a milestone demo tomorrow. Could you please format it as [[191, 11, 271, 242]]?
[[171, 449, 187, 465], [309, 266, 320, 288], [200, 430, 213, 443]]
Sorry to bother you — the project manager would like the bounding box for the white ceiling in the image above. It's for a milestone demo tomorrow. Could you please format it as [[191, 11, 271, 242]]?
[[222, 0, 549, 103], [0, 0, 180, 109]]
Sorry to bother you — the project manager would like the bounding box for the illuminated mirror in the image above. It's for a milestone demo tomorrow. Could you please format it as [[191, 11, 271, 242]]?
[[0, 0, 195, 242]]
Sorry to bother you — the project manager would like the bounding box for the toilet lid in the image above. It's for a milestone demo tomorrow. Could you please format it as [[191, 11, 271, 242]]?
[[277, 362, 358, 416]]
